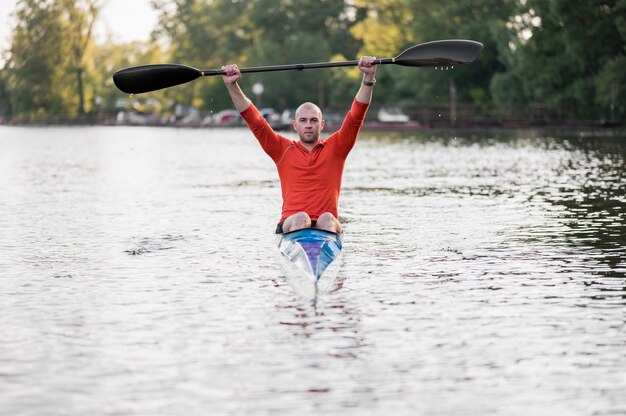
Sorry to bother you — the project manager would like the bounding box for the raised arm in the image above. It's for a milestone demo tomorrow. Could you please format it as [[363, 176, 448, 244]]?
[[222, 64, 252, 112], [355, 56, 377, 104]]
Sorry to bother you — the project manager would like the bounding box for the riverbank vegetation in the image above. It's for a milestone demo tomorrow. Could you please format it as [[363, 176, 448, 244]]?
[[0, 0, 624, 126]]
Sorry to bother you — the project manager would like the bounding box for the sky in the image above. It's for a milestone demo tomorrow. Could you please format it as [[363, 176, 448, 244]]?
[[0, 0, 158, 51]]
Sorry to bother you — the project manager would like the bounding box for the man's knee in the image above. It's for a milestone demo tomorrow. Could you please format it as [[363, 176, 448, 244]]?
[[284, 212, 311, 232], [316, 212, 336, 223], [292, 212, 311, 224], [316, 212, 341, 233]]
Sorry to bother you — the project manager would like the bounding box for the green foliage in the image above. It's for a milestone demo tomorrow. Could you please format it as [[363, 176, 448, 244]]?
[[5, 0, 71, 121], [148, 0, 365, 111], [90, 40, 168, 113], [149, 0, 255, 109], [2, 0, 102, 121], [0, 0, 623, 123], [494, 0, 625, 120], [60, 0, 101, 115], [490, 71, 526, 104], [594, 54, 626, 123]]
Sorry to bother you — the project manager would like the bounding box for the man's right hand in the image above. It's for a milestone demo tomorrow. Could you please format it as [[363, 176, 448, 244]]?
[[222, 63, 251, 112], [222, 64, 242, 85]]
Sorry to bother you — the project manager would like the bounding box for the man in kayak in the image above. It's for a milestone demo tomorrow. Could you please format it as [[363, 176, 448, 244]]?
[[222, 56, 376, 234]]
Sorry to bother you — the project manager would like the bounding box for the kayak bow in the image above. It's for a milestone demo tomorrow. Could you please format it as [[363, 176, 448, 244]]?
[[276, 228, 344, 290]]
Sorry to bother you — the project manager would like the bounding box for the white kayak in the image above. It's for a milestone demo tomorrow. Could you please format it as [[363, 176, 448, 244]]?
[[276, 228, 344, 299]]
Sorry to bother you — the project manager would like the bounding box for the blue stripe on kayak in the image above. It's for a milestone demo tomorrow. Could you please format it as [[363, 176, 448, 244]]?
[[279, 228, 343, 280]]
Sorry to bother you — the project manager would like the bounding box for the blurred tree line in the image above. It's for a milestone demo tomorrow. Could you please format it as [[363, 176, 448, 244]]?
[[0, 0, 624, 123]]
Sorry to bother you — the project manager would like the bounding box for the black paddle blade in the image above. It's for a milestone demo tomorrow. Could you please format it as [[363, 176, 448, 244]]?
[[113, 64, 202, 94], [394, 39, 483, 67]]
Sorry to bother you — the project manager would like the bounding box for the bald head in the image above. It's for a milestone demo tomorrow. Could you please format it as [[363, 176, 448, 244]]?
[[295, 102, 323, 120]]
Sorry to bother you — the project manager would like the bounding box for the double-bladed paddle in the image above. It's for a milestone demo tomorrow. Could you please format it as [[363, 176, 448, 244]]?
[[113, 39, 483, 94]]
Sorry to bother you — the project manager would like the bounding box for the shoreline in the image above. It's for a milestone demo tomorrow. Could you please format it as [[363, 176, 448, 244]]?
[[2, 117, 624, 130]]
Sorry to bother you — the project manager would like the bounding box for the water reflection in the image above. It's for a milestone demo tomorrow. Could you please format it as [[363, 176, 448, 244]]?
[[348, 130, 626, 282], [275, 300, 364, 357]]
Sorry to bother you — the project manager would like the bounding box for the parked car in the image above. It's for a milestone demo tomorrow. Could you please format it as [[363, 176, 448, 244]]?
[[377, 107, 410, 123], [280, 108, 295, 126], [212, 109, 242, 126]]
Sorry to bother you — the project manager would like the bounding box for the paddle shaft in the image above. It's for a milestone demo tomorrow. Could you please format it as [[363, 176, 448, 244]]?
[[199, 58, 395, 77]]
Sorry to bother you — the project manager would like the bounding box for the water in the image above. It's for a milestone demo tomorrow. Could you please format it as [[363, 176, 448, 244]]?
[[1, 125, 625, 415]]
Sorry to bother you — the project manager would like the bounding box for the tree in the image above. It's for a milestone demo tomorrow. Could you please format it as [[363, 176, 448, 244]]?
[[152, 0, 254, 109], [152, 0, 364, 111], [60, 0, 102, 116], [406, 0, 515, 106], [5, 0, 71, 121], [246, 0, 363, 109], [349, 0, 515, 126], [3, 0, 102, 121], [496, 0, 625, 121], [90, 39, 168, 114]]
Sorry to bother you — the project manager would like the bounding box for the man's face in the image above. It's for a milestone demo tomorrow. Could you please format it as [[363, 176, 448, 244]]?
[[292, 105, 325, 145]]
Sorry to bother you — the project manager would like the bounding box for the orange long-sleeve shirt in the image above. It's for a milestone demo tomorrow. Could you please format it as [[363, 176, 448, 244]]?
[[240, 100, 369, 222]]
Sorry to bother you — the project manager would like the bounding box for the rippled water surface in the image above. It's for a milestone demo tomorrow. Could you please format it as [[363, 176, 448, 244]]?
[[1, 125, 625, 415]]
